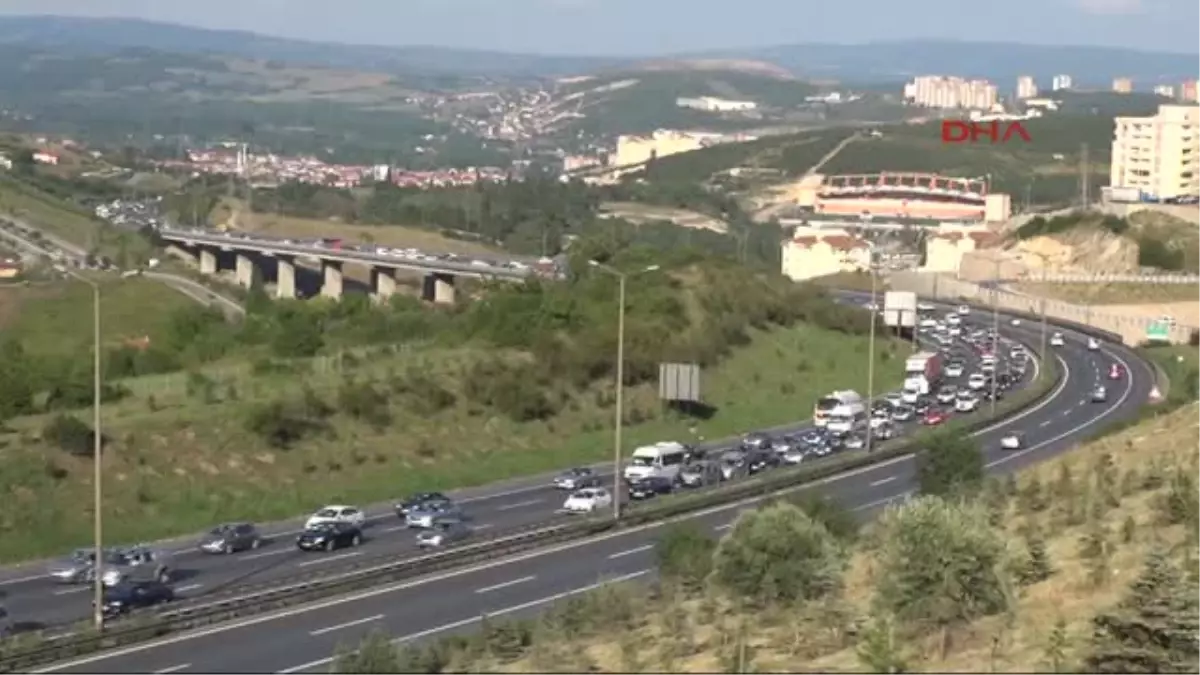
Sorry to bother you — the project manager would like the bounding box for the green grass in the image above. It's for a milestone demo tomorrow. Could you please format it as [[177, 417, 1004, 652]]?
[[0, 322, 908, 562], [0, 277, 198, 359]]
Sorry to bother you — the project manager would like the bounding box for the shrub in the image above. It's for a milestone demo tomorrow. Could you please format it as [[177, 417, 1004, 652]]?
[[43, 415, 99, 457]]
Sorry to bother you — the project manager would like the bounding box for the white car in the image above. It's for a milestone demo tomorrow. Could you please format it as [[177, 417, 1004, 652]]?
[[1087, 338, 1100, 351], [955, 395, 979, 412], [1001, 432, 1024, 450], [936, 386, 958, 404], [917, 302, 935, 312], [945, 362, 965, 378], [563, 488, 612, 513], [946, 313, 962, 326], [1049, 332, 1065, 347], [901, 388, 921, 404], [1010, 318, 1022, 326], [305, 505, 366, 530], [948, 326, 962, 337], [919, 317, 938, 329], [957, 305, 971, 315], [967, 373, 988, 390]]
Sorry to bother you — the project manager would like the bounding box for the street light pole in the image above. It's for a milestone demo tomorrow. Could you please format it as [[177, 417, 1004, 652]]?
[[865, 257, 878, 453], [588, 261, 659, 520], [68, 271, 104, 630], [990, 258, 1000, 415]]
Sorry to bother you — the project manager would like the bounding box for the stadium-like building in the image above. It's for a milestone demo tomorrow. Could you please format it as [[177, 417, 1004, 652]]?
[[811, 172, 1011, 222]]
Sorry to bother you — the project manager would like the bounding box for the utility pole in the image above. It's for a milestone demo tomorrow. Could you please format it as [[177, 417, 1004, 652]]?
[[1039, 260, 1048, 355]]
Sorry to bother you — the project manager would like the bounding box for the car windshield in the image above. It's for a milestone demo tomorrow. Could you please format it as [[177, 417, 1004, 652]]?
[[630, 457, 654, 467], [70, 549, 94, 562], [314, 508, 339, 518], [307, 522, 337, 533], [816, 397, 842, 411]]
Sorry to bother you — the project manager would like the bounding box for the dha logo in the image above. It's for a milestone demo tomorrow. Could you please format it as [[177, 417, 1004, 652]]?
[[941, 120, 1032, 144]]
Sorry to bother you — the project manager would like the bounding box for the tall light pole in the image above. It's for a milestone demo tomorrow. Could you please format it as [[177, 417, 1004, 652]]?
[[68, 270, 104, 630], [990, 257, 1000, 415], [864, 252, 879, 453], [588, 260, 660, 520]]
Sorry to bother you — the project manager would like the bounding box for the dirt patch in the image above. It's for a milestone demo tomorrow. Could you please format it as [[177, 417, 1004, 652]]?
[[599, 202, 728, 233]]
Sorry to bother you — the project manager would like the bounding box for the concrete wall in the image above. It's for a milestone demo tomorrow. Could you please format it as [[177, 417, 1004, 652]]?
[[889, 270, 1195, 345]]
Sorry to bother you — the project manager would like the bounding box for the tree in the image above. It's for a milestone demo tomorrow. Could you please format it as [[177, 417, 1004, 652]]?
[[857, 613, 909, 673], [711, 502, 846, 606], [0, 338, 36, 420], [1017, 535, 1054, 586], [914, 429, 984, 498], [872, 496, 1011, 656], [655, 522, 716, 592]]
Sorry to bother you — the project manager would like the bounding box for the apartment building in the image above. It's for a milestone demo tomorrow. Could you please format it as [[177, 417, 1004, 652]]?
[[1110, 104, 1200, 200], [1182, 80, 1198, 103], [676, 97, 757, 113], [1051, 74, 1073, 91], [1113, 77, 1134, 94], [902, 76, 998, 111], [1015, 76, 1038, 100], [1155, 84, 1177, 98]]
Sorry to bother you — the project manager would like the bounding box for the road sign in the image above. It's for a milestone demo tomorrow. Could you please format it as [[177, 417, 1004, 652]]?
[[1146, 321, 1170, 342]]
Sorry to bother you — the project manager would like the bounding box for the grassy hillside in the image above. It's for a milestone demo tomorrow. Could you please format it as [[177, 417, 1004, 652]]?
[[640, 127, 859, 185]]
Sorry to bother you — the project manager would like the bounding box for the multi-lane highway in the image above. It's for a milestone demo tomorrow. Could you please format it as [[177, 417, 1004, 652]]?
[[0, 303, 1002, 631], [28, 300, 1153, 674]]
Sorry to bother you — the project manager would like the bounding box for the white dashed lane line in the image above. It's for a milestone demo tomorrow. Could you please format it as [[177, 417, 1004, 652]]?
[[475, 575, 536, 594]]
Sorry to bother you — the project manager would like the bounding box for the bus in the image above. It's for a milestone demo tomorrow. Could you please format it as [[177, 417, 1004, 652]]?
[[813, 390, 865, 428]]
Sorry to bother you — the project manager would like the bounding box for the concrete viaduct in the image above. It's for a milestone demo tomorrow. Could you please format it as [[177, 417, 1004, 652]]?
[[158, 228, 537, 304]]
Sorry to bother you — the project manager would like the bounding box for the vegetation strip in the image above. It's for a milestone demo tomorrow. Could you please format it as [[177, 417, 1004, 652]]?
[[0, 334, 1062, 672]]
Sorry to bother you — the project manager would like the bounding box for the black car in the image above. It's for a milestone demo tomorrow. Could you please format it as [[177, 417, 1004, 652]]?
[[628, 476, 674, 500], [97, 580, 174, 618], [394, 492, 449, 517], [296, 522, 363, 552], [741, 432, 773, 452], [198, 522, 263, 555], [747, 450, 780, 474]]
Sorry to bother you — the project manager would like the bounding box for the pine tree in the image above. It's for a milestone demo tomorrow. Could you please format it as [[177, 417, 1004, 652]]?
[[1018, 474, 1047, 515], [856, 614, 909, 674], [1018, 535, 1054, 586], [1079, 521, 1111, 588], [1044, 617, 1070, 673]]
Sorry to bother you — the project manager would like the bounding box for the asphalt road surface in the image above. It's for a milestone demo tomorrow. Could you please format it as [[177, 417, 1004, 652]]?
[[35, 306, 1152, 674], [1, 309, 1005, 630]]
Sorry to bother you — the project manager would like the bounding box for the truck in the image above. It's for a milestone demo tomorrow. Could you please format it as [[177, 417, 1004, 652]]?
[[1104, 186, 1141, 203], [903, 351, 943, 395], [883, 291, 918, 329], [813, 390, 865, 428]]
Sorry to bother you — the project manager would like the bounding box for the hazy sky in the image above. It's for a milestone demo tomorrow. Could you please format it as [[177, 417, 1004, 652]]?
[[2, 0, 1197, 54]]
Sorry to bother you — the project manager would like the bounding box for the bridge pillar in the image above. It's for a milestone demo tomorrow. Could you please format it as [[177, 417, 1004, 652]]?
[[199, 248, 218, 275], [321, 259, 344, 299], [422, 272, 456, 305], [235, 253, 256, 288], [370, 266, 397, 304], [276, 255, 297, 299]]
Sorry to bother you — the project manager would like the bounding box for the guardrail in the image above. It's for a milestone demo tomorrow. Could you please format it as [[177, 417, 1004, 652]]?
[[1012, 273, 1200, 285], [0, 326, 1062, 672]]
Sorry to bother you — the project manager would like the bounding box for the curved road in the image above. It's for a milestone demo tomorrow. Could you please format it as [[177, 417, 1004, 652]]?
[[34, 300, 1153, 674], [1, 305, 1004, 629]]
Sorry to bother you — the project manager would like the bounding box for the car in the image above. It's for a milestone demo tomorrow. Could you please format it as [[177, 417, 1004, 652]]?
[[782, 448, 807, 465], [678, 462, 720, 488], [922, 410, 949, 426], [883, 393, 904, 407], [747, 450, 780, 474], [1010, 318, 1022, 326], [918, 302, 936, 312], [1001, 432, 1024, 450], [97, 546, 174, 587], [719, 451, 750, 481], [919, 317, 938, 329], [96, 580, 175, 618], [874, 422, 897, 440], [982, 386, 1005, 402], [48, 549, 120, 585], [415, 522, 473, 549], [955, 395, 979, 413], [1109, 363, 1124, 380], [944, 361, 965, 378], [967, 373, 988, 391], [843, 435, 866, 450], [1049, 332, 1065, 347], [891, 405, 915, 422], [405, 501, 464, 529], [741, 432, 773, 452], [198, 523, 263, 555], [553, 468, 599, 491], [913, 398, 933, 415], [563, 488, 613, 513], [628, 476, 674, 500], [296, 522, 363, 552], [936, 386, 959, 404], [1087, 337, 1100, 351], [772, 435, 798, 455], [946, 313, 962, 326], [394, 493, 449, 517], [305, 505, 366, 530], [1092, 386, 1108, 403]]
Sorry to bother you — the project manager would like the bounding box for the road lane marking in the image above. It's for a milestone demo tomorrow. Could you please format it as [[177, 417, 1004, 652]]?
[[53, 587, 88, 596], [1039, 420, 1052, 428], [35, 337, 1081, 673], [869, 476, 897, 487], [475, 575, 535, 594], [471, 524, 494, 532], [383, 525, 409, 533], [153, 664, 191, 674], [279, 570, 651, 673], [496, 499, 543, 511], [242, 549, 292, 561], [309, 614, 384, 636], [175, 583, 203, 593], [608, 545, 653, 560], [714, 523, 734, 532], [297, 552, 361, 567]]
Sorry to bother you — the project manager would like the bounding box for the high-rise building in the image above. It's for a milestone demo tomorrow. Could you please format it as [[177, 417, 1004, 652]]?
[[1154, 84, 1176, 98], [1051, 74, 1073, 91], [1181, 80, 1198, 103], [1016, 76, 1038, 100], [902, 76, 998, 110], [1112, 77, 1134, 93], [1110, 104, 1200, 200]]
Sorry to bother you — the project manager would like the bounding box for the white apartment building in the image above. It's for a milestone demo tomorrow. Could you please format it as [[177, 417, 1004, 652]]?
[[1016, 76, 1038, 100], [1051, 74, 1073, 91], [675, 97, 757, 113], [1154, 84, 1177, 98], [1110, 104, 1200, 200], [902, 76, 998, 110], [1113, 78, 1134, 93]]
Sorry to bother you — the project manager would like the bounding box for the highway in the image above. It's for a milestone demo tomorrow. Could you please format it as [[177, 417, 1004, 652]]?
[[0, 307, 1004, 631], [32, 302, 1153, 674]]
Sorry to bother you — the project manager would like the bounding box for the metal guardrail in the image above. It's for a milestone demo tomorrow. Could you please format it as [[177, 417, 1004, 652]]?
[[0, 328, 1063, 672], [1013, 272, 1200, 285]]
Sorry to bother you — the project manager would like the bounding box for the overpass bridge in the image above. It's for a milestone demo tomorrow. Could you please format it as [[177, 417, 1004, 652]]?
[[157, 228, 551, 304]]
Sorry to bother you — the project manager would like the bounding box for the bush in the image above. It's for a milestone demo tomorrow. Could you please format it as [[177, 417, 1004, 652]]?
[[43, 415, 99, 457], [244, 388, 334, 449], [915, 428, 984, 498], [337, 380, 393, 430], [655, 523, 717, 592], [461, 359, 560, 422]]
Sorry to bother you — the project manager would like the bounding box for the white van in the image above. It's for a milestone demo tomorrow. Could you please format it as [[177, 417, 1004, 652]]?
[[624, 442, 688, 482], [826, 411, 867, 435]]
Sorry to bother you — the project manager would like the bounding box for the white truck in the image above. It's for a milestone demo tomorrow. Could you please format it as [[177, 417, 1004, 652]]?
[[813, 390, 865, 428], [903, 351, 943, 396], [883, 291, 918, 329]]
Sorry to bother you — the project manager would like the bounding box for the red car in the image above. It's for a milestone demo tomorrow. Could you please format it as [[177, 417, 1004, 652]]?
[[922, 410, 948, 426], [1109, 363, 1124, 380]]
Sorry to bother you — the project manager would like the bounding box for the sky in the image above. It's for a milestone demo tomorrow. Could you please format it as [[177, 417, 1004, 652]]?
[[0, 0, 1196, 55]]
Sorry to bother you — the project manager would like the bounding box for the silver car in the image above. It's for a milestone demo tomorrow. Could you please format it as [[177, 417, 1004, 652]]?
[[552, 468, 599, 491], [405, 502, 464, 529], [415, 522, 473, 549], [48, 546, 173, 586]]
